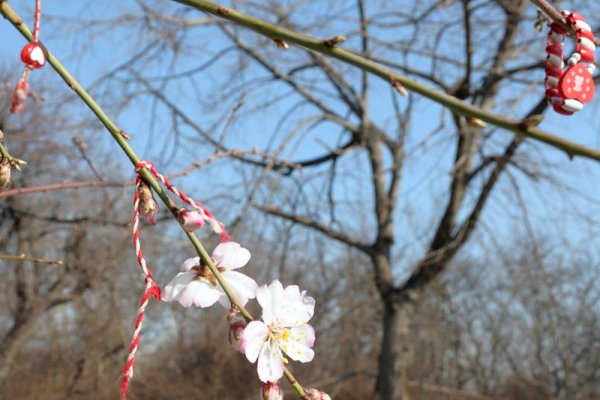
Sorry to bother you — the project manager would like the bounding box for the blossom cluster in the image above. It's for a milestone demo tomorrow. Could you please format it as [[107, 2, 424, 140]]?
[[162, 241, 317, 386]]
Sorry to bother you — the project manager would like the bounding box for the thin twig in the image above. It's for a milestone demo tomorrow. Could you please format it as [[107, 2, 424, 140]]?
[[0, 253, 64, 265], [0, 179, 131, 198], [72, 136, 104, 181], [0, 150, 300, 198]]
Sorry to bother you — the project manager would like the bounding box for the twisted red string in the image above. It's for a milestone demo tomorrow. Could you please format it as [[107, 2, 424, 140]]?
[[121, 161, 230, 398], [33, 0, 41, 42], [120, 173, 161, 399], [120, 280, 160, 400], [135, 161, 230, 242]]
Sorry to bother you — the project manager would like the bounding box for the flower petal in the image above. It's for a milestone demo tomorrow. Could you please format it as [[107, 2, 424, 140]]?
[[177, 279, 221, 308], [277, 324, 315, 363], [218, 270, 258, 308], [180, 256, 200, 272], [161, 271, 195, 303], [257, 339, 285, 383], [257, 279, 284, 325], [279, 285, 315, 327], [212, 242, 251, 270], [242, 321, 269, 363]]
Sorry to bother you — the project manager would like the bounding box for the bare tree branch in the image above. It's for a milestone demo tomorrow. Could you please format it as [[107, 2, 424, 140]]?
[[256, 205, 372, 253], [0, 253, 64, 265]]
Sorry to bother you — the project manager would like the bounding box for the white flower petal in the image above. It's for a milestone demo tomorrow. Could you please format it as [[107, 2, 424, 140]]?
[[177, 280, 221, 308], [257, 339, 285, 383], [277, 325, 315, 363], [279, 286, 315, 327], [257, 279, 284, 325], [242, 321, 269, 363], [219, 270, 258, 308], [161, 271, 196, 303], [212, 242, 250, 270], [180, 256, 200, 272]]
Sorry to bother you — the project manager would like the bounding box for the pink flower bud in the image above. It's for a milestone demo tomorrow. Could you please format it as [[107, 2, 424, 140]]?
[[0, 159, 11, 190], [138, 182, 158, 225], [261, 382, 283, 400], [177, 208, 205, 232], [227, 308, 247, 353]]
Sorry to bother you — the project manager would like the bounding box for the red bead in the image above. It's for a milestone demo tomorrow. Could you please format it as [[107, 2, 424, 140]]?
[[568, 12, 585, 22], [550, 22, 567, 35], [20, 42, 46, 69], [545, 44, 563, 56], [578, 29, 595, 41], [579, 48, 595, 63], [553, 104, 573, 115], [545, 65, 563, 77], [545, 88, 560, 98]]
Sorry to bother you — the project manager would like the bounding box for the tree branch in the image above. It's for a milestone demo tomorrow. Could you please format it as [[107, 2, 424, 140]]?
[[0, 253, 64, 265], [256, 205, 372, 254], [0, 149, 290, 198], [171, 0, 600, 162]]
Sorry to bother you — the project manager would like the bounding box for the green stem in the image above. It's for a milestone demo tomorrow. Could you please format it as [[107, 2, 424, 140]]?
[[172, 0, 600, 162]]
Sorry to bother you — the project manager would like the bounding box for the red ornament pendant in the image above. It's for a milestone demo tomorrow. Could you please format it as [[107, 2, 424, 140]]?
[[559, 64, 594, 104], [20, 42, 46, 69]]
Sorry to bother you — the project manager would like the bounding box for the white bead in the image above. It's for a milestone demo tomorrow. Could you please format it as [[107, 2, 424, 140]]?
[[549, 32, 564, 44], [579, 37, 595, 52], [588, 63, 596, 74], [562, 99, 583, 112], [568, 53, 581, 65], [548, 53, 563, 67], [575, 20, 592, 32], [545, 76, 559, 88]]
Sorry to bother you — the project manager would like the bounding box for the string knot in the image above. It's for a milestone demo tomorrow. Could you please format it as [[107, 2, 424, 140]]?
[[135, 160, 154, 173], [144, 277, 161, 299]]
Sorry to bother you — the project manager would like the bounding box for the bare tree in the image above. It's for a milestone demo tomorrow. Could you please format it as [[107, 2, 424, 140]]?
[[2, 1, 600, 399]]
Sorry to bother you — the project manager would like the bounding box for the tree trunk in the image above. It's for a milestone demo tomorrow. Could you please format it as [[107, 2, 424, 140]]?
[[377, 298, 415, 400]]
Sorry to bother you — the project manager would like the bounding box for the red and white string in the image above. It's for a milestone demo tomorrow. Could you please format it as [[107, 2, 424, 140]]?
[[120, 172, 161, 400], [33, 0, 41, 42], [136, 160, 230, 242], [121, 161, 230, 399]]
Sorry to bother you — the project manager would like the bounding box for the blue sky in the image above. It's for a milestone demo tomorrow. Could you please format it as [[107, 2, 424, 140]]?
[[1, 1, 600, 278]]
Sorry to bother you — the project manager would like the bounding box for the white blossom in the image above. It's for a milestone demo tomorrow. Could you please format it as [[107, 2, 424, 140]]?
[[162, 242, 257, 309], [242, 280, 315, 382]]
